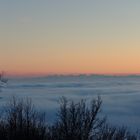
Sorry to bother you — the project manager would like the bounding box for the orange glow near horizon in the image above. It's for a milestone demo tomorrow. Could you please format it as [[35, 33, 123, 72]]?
[[1, 1, 140, 76], [3, 42, 140, 76]]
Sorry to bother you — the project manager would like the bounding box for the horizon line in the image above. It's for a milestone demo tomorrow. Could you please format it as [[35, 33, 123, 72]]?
[[5, 72, 140, 78]]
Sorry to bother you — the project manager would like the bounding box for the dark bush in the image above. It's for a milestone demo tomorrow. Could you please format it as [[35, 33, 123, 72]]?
[[0, 97, 47, 140], [0, 96, 138, 140], [49, 96, 105, 140], [97, 124, 137, 140]]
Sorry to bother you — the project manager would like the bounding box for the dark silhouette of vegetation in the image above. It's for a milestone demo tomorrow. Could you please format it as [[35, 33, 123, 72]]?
[[0, 96, 138, 140], [0, 72, 8, 84], [0, 72, 8, 92], [48, 97, 105, 140], [0, 97, 46, 140]]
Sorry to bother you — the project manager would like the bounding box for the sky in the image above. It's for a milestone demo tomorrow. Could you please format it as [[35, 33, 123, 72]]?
[[0, 0, 140, 76]]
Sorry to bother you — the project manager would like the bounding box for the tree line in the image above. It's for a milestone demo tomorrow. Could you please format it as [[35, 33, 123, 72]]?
[[0, 96, 138, 140]]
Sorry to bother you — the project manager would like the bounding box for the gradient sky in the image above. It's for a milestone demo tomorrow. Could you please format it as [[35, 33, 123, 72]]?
[[1, 0, 140, 76]]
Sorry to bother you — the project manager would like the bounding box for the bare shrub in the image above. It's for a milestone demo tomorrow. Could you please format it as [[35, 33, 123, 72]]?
[[49, 97, 105, 140], [97, 124, 137, 140], [0, 96, 47, 140], [0, 96, 138, 140]]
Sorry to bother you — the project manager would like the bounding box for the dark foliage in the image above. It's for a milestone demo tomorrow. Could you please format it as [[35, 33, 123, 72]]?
[[97, 124, 137, 140], [0, 96, 138, 140], [49, 97, 105, 140], [0, 72, 8, 84], [0, 97, 47, 140], [0, 72, 8, 92]]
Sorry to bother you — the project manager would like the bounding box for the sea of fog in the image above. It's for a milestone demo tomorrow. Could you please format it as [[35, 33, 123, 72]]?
[[0, 75, 140, 131]]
